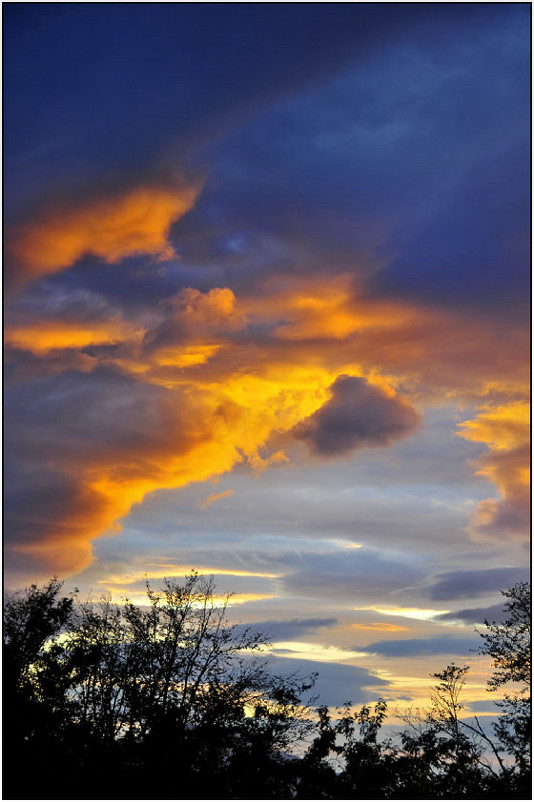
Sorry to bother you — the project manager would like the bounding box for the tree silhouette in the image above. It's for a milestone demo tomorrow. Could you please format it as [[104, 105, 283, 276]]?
[[3, 576, 531, 799], [478, 581, 531, 790]]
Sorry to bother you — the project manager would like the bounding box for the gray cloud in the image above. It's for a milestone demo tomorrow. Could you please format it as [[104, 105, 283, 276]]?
[[435, 603, 508, 625], [426, 567, 530, 601], [282, 548, 426, 603], [242, 617, 338, 642], [360, 636, 480, 658], [265, 656, 387, 707], [468, 699, 503, 714], [293, 376, 421, 457], [3, 365, 213, 578]]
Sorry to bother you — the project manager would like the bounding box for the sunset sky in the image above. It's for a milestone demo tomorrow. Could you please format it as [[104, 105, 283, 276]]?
[[4, 4, 530, 713]]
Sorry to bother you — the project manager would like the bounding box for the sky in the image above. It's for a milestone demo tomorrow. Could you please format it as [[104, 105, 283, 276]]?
[[4, 3, 530, 714]]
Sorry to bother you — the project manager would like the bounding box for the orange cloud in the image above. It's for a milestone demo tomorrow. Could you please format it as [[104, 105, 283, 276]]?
[[6, 182, 201, 287], [457, 402, 530, 451], [5, 319, 143, 354], [10, 357, 340, 575], [457, 402, 530, 542], [6, 277, 529, 579], [169, 287, 247, 332], [101, 588, 274, 607], [200, 489, 235, 509], [244, 274, 416, 341]]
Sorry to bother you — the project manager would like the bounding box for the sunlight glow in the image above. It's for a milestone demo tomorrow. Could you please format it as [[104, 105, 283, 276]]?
[[270, 641, 369, 662], [100, 565, 282, 584], [357, 607, 450, 621]]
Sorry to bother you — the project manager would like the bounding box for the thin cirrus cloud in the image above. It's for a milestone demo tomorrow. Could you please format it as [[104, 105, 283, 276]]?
[[200, 489, 236, 509]]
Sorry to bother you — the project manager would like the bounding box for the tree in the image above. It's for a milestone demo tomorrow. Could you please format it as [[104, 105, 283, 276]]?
[[396, 665, 493, 799], [478, 581, 531, 786], [397, 584, 532, 799], [3, 578, 78, 799], [3, 577, 530, 799], [3, 574, 315, 800]]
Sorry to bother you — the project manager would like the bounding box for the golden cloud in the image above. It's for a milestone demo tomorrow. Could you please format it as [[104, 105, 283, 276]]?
[[457, 402, 530, 542], [244, 274, 417, 341], [6, 182, 201, 287], [10, 358, 340, 575], [457, 402, 530, 451], [6, 276, 530, 578], [5, 319, 143, 354]]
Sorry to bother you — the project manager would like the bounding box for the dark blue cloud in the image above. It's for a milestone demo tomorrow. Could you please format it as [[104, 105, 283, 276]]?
[[181, 7, 529, 315], [8, 4, 488, 210]]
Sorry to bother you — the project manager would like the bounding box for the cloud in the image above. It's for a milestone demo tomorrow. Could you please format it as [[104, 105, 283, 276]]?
[[359, 636, 479, 658], [5, 181, 201, 290], [351, 622, 409, 632], [282, 548, 426, 603], [293, 375, 421, 457], [435, 604, 508, 625], [3, 273, 528, 582], [143, 286, 247, 358], [2, 290, 342, 577], [100, 563, 280, 586], [243, 274, 417, 342], [426, 567, 530, 601], [244, 618, 338, 642], [4, 367, 217, 575], [458, 402, 530, 452], [200, 489, 235, 509], [5, 319, 142, 354], [467, 699, 503, 714], [457, 403, 530, 543], [264, 656, 387, 707]]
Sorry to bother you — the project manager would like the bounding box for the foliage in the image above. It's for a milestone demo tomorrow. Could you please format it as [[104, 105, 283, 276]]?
[[3, 577, 531, 799], [3, 574, 313, 799], [478, 581, 531, 790]]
